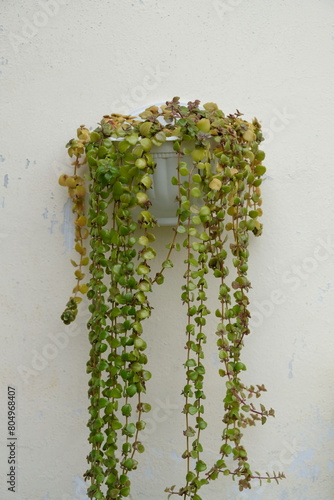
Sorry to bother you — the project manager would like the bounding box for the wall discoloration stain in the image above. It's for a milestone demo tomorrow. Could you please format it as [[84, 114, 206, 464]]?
[[60, 198, 75, 252]]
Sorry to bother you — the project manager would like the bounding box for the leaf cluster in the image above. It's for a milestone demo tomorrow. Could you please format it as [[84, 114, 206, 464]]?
[[58, 98, 282, 499]]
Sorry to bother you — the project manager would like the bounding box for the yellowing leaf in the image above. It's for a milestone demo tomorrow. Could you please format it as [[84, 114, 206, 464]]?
[[139, 121, 153, 136], [196, 118, 211, 133], [138, 235, 149, 246], [209, 178, 222, 191], [243, 128, 256, 142], [190, 148, 206, 162], [74, 270, 85, 279], [203, 102, 218, 112], [75, 242, 85, 255], [75, 216, 87, 227]]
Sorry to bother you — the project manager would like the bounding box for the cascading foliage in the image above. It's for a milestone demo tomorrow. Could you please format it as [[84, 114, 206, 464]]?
[[59, 98, 285, 500]]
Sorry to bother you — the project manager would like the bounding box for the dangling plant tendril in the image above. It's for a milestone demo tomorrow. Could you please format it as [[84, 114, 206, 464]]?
[[59, 98, 285, 500]]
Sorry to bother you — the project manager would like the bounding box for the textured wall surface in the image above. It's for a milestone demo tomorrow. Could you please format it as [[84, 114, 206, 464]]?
[[1, 0, 334, 499]]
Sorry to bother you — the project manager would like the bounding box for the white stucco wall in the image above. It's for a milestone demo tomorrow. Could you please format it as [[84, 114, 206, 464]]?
[[1, 1, 334, 499]]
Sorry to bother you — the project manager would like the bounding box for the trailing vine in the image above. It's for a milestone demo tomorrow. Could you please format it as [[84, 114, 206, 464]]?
[[59, 98, 285, 499]]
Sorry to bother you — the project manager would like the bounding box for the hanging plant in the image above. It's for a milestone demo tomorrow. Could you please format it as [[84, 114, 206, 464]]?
[[59, 98, 285, 500]]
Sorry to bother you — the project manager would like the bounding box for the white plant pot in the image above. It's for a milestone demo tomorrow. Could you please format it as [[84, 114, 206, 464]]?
[[148, 139, 180, 226], [128, 104, 213, 226], [130, 103, 188, 226], [148, 139, 217, 226], [110, 137, 182, 226]]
